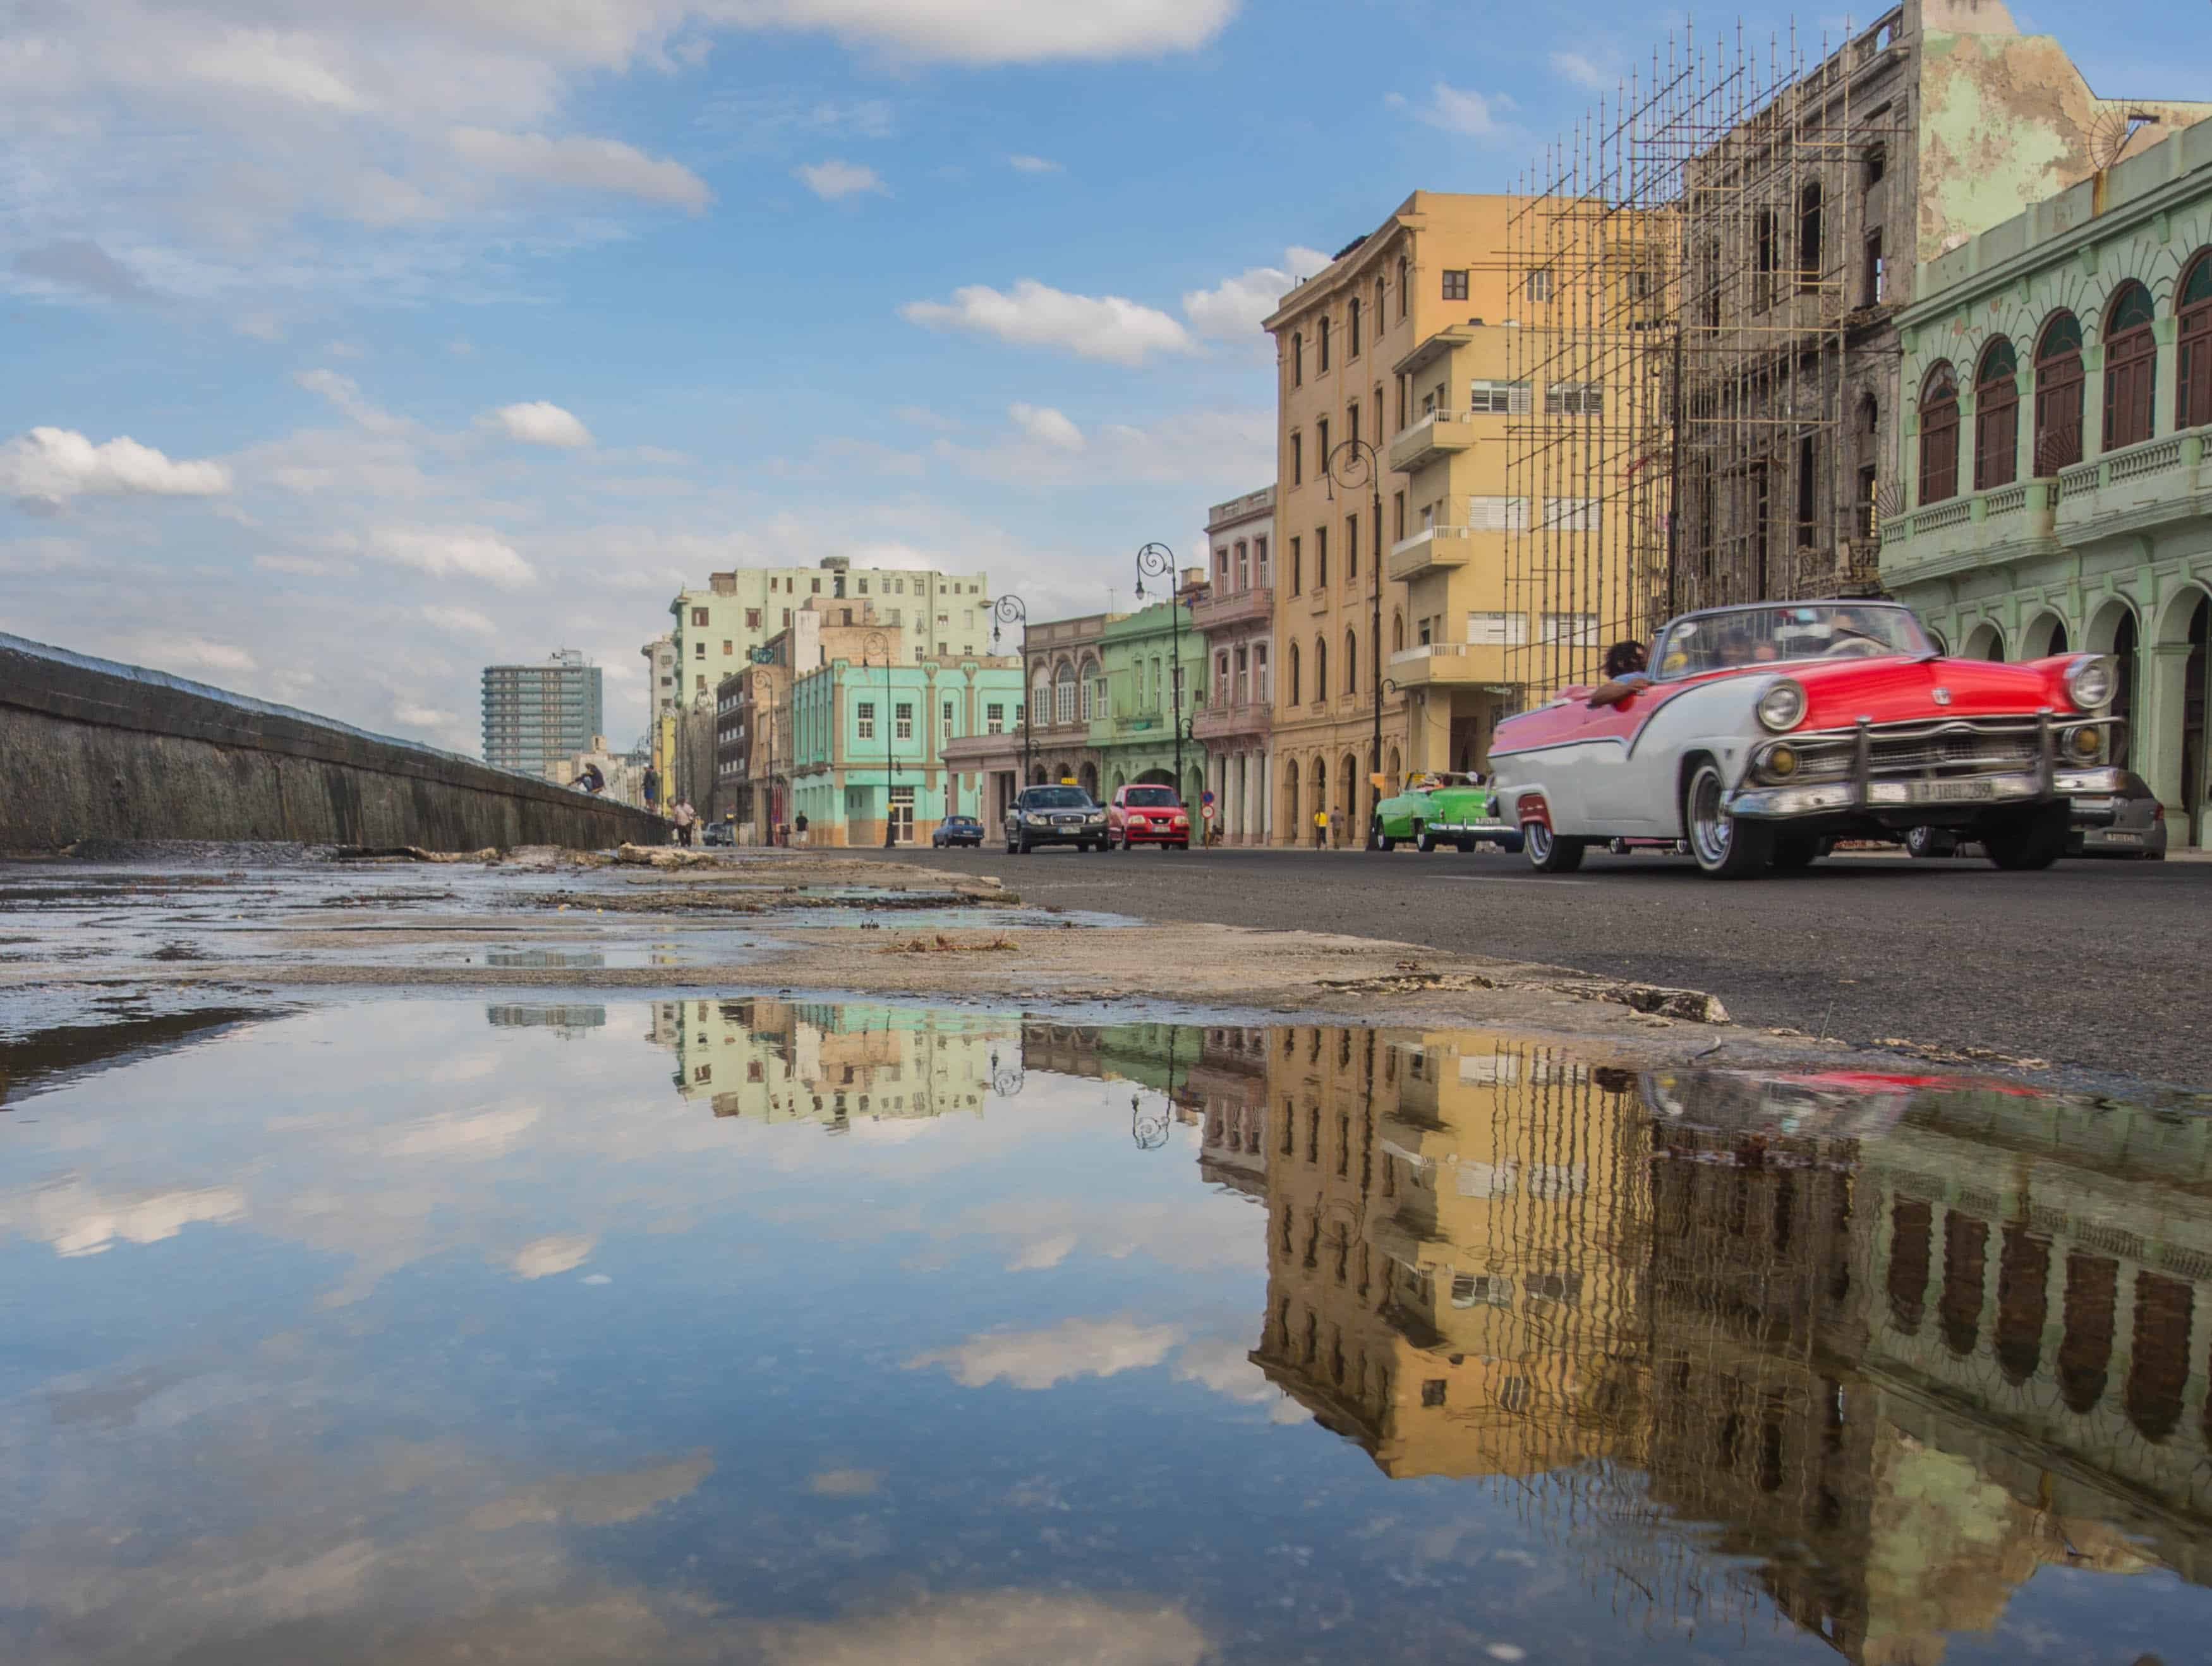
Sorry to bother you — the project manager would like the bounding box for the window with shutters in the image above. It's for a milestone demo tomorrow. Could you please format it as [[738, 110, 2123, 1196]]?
[[1918, 361, 1960, 505], [1468, 379, 1532, 414], [1441, 269, 1468, 300], [895, 702, 913, 740], [1525, 269, 1552, 303], [1467, 611, 1528, 646], [1347, 296, 1362, 358], [986, 703, 1005, 734], [1541, 497, 1597, 531], [2180, 252, 2212, 430], [1540, 613, 1598, 645], [2033, 312, 2084, 474], [2103, 282, 2156, 450], [1290, 332, 1303, 386], [1317, 315, 1331, 371], [942, 700, 955, 740], [1544, 382, 1603, 416], [856, 701, 876, 740], [1465, 495, 1528, 531], [1974, 337, 2019, 489]]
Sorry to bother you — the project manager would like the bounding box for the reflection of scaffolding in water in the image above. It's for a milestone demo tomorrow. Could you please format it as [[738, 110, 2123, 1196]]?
[[1504, 16, 1909, 700]]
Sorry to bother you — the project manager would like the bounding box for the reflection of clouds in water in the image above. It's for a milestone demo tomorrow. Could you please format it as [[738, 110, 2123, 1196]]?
[[748, 1590, 1208, 1665], [0, 1176, 244, 1257], [386, 1102, 540, 1158], [909, 1318, 1183, 1391], [953, 1192, 1262, 1276], [509, 1233, 594, 1279], [466, 1451, 713, 1530], [808, 1468, 883, 1497], [1009, 1232, 1078, 1270]]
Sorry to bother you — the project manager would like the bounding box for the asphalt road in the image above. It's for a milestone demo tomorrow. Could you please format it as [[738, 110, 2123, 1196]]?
[[849, 842, 2212, 1091]]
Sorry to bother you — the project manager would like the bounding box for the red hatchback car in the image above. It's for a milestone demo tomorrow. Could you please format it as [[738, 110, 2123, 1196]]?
[[1108, 784, 1192, 850]]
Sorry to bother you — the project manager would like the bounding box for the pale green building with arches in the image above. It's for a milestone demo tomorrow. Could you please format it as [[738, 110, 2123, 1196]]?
[[1882, 118, 2212, 847]]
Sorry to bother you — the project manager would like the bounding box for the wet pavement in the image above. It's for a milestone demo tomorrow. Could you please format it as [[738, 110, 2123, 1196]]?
[[5, 994, 2211, 1664]]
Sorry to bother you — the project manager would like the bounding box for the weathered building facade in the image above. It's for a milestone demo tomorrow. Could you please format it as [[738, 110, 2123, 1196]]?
[[1883, 117, 2212, 844], [1193, 486, 1274, 845]]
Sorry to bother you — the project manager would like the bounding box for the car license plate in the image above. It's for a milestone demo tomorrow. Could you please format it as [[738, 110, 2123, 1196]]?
[[1919, 780, 1996, 802], [2101, 830, 2142, 843], [1055, 816, 1080, 826]]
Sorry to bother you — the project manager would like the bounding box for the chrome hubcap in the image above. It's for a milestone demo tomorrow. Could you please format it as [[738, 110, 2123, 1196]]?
[[1689, 770, 1732, 866], [1526, 823, 1552, 862]]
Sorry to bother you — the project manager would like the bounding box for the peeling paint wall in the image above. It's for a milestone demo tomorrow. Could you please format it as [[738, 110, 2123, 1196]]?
[[1917, 30, 2212, 264]]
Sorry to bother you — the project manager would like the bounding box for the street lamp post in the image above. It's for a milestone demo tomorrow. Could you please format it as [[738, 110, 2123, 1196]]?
[[1325, 438, 1387, 850], [990, 594, 1031, 794], [1134, 542, 1187, 812], [862, 629, 895, 848]]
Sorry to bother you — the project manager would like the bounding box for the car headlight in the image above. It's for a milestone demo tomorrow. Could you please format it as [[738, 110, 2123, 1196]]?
[[1086, 811, 1106, 823], [2065, 725, 2103, 762], [1755, 678, 1806, 733], [1755, 742, 1801, 782], [2064, 655, 2114, 711]]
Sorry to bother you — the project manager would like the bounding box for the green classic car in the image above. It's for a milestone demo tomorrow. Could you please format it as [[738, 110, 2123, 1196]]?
[[1373, 773, 1524, 854]]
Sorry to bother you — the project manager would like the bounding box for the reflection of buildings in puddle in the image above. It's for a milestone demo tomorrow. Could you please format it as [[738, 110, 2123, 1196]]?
[[483, 948, 607, 970], [649, 998, 1015, 1129], [483, 1003, 607, 1037], [1235, 1030, 2212, 1660], [1247, 1026, 1645, 1483], [1192, 1027, 1269, 1199]]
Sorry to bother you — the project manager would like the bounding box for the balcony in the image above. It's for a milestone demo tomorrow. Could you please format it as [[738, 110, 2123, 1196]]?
[[1387, 524, 1479, 583], [1190, 586, 1272, 632], [1386, 643, 1488, 689], [1878, 426, 2208, 590], [1387, 411, 1478, 475], [1193, 696, 1272, 744]]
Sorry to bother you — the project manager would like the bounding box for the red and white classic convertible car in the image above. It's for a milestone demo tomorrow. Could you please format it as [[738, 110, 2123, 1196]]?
[[1487, 601, 2123, 878]]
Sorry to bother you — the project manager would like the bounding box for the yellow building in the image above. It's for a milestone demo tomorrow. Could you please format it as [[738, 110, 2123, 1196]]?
[[1263, 192, 1583, 842]]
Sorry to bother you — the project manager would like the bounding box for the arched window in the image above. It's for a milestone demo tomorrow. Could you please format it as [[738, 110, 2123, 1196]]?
[[1396, 255, 1409, 319], [1347, 296, 1362, 358], [1918, 361, 1960, 505], [1317, 315, 1331, 372], [1974, 337, 2019, 490], [1344, 629, 1357, 697], [1053, 663, 1077, 726], [1314, 636, 1328, 702], [1374, 274, 1386, 330], [2177, 251, 2212, 429], [2103, 281, 2156, 450], [2033, 311, 2084, 474], [1290, 332, 1303, 388], [1392, 611, 1405, 653], [1286, 641, 1301, 706], [1030, 669, 1051, 725], [1077, 657, 1099, 722]]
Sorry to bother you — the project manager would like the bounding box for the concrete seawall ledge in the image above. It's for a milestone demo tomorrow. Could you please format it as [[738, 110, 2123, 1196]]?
[[1, 632, 664, 852]]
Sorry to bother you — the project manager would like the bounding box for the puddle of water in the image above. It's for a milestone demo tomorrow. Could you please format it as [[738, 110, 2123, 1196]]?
[[4, 1001, 2211, 1663]]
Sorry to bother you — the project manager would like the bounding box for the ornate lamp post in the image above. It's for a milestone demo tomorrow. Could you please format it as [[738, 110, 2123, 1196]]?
[[990, 594, 1032, 791], [1326, 437, 1387, 850], [1134, 543, 1188, 811], [862, 629, 896, 847]]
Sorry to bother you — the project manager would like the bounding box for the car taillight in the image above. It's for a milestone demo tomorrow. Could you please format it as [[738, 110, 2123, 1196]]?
[[2153, 802, 2166, 823]]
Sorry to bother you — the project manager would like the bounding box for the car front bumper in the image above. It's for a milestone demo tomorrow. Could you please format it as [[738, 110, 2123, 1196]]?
[[1423, 821, 1522, 843], [1118, 823, 1190, 842], [1010, 820, 1106, 845], [1732, 766, 2125, 821]]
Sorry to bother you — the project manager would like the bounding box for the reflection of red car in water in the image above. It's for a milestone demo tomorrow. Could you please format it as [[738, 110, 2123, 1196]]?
[[1108, 785, 1191, 850], [1640, 1066, 2046, 1144]]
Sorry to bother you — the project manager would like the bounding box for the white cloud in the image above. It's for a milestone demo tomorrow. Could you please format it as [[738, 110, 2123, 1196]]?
[[394, 701, 459, 728], [747, 1591, 1209, 1666], [12, 239, 153, 303], [0, 1178, 245, 1259], [234, 312, 287, 342], [1399, 82, 1519, 140], [449, 127, 713, 212], [722, 0, 1240, 64], [485, 401, 593, 449], [1180, 246, 1331, 341], [900, 280, 1195, 365], [182, 28, 370, 111], [1007, 403, 1084, 452], [1008, 154, 1062, 173], [0, 427, 232, 512], [795, 158, 887, 199], [421, 604, 497, 638], [294, 368, 410, 437], [908, 1318, 1183, 1391], [367, 528, 536, 589], [1550, 50, 1616, 91], [157, 637, 261, 675]]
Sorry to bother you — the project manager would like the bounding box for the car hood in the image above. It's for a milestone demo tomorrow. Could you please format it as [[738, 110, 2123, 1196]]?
[[1782, 653, 2081, 730]]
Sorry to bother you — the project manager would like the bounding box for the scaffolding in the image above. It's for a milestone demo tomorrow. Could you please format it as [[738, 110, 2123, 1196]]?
[[1503, 11, 1911, 701]]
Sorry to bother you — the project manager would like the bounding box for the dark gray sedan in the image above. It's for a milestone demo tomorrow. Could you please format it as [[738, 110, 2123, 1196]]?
[[1906, 770, 2167, 860]]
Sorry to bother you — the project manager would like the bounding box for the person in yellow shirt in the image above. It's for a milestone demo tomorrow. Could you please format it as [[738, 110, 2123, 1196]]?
[[1312, 809, 1329, 849]]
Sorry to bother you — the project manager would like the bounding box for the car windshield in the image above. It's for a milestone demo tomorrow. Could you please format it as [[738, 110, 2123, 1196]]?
[[1022, 788, 1092, 809], [1123, 787, 1178, 806], [1653, 603, 1931, 678]]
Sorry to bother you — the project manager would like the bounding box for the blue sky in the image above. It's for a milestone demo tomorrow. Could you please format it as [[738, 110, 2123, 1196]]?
[[3, 1, 2204, 754]]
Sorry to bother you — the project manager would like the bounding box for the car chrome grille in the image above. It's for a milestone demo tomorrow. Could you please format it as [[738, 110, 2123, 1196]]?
[[1785, 718, 2046, 783]]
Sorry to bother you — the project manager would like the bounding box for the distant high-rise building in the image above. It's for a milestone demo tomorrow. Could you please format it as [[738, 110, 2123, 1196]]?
[[480, 649, 603, 776]]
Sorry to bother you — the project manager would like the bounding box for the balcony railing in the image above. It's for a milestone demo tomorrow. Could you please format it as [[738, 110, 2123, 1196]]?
[[1387, 524, 1479, 582], [1387, 411, 1478, 475], [1190, 586, 1273, 631], [1389, 643, 1465, 665]]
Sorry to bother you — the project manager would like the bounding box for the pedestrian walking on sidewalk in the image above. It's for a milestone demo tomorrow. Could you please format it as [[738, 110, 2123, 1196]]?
[[672, 799, 698, 846], [1312, 809, 1328, 849]]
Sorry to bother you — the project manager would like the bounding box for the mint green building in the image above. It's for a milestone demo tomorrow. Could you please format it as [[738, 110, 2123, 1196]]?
[[1882, 118, 2212, 846], [789, 655, 1025, 846], [1091, 599, 1210, 809]]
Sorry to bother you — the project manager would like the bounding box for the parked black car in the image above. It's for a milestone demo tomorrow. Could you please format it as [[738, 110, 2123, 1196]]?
[[933, 814, 984, 848], [1906, 769, 2168, 860], [1005, 786, 1108, 854]]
